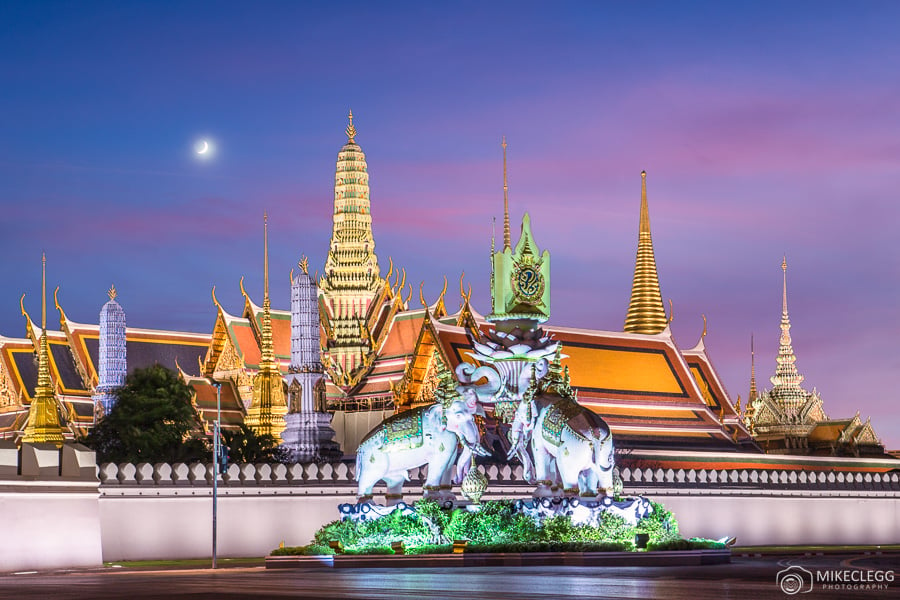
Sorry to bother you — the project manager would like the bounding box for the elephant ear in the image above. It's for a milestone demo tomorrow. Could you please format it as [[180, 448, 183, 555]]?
[[423, 404, 446, 432]]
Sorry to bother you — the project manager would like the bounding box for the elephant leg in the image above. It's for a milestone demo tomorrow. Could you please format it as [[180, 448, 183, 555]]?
[[384, 473, 407, 506], [424, 435, 458, 499], [556, 448, 581, 495], [532, 444, 556, 497]]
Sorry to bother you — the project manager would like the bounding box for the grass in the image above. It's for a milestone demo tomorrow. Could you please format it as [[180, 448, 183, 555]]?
[[103, 557, 265, 569]]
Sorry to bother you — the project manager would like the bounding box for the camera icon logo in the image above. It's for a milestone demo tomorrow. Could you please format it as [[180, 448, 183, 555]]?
[[776, 565, 814, 595]]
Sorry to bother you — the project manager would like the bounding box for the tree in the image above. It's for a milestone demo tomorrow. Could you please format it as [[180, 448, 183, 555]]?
[[83, 365, 209, 464], [221, 423, 289, 464]]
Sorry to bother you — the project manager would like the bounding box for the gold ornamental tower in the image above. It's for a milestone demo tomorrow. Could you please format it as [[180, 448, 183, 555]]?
[[245, 213, 288, 440], [22, 253, 65, 445], [624, 170, 667, 334], [319, 110, 383, 379]]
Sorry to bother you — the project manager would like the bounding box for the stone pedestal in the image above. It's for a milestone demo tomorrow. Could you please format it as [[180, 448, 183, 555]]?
[[281, 412, 342, 462]]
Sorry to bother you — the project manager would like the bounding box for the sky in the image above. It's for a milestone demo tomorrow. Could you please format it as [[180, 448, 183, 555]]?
[[1, 2, 898, 448]]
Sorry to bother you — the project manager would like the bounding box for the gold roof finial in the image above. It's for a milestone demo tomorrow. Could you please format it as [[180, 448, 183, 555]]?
[[781, 255, 788, 316], [299, 255, 309, 275], [108, 284, 117, 301], [502, 136, 511, 251], [23, 252, 64, 445], [749, 334, 758, 402], [624, 170, 667, 334], [345, 109, 357, 143]]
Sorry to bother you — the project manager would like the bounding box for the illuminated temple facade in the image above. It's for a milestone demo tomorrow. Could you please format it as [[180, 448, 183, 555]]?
[[0, 113, 890, 465], [742, 259, 884, 457]]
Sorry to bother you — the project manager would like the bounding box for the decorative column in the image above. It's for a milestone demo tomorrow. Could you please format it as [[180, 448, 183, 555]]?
[[281, 257, 342, 462], [92, 285, 126, 418]]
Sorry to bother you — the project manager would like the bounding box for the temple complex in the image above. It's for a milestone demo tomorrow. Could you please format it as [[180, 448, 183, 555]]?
[[743, 259, 884, 456], [0, 113, 892, 467]]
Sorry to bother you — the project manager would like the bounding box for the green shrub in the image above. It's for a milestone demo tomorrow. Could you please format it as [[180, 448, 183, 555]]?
[[344, 546, 394, 555], [647, 538, 725, 551], [405, 544, 454, 555], [305, 499, 686, 555], [270, 543, 335, 556]]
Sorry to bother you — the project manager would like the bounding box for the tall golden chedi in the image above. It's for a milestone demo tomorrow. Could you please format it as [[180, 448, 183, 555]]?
[[319, 110, 384, 384], [624, 171, 668, 334], [21, 253, 65, 445], [244, 214, 288, 440]]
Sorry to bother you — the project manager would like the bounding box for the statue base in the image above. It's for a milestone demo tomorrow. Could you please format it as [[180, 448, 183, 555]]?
[[515, 496, 652, 527]]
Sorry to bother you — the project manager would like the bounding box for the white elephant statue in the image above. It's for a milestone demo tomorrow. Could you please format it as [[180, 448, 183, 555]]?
[[355, 395, 490, 502], [508, 394, 615, 497]]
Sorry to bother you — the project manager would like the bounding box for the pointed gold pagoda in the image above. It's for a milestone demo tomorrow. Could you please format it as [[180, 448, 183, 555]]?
[[22, 253, 65, 445], [624, 170, 667, 334], [245, 213, 288, 441]]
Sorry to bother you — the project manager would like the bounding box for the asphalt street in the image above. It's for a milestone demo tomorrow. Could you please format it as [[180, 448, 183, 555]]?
[[1, 554, 898, 599]]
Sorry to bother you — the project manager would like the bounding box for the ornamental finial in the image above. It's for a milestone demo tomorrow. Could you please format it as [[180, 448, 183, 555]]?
[[345, 109, 357, 142], [502, 136, 510, 251], [108, 284, 117, 301], [299, 255, 309, 275]]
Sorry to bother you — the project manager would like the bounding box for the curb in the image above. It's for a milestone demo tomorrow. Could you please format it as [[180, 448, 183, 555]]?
[[265, 549, 730, 569]]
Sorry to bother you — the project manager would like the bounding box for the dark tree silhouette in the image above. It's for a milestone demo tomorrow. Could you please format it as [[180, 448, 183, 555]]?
[[82, 365, 209, 464]]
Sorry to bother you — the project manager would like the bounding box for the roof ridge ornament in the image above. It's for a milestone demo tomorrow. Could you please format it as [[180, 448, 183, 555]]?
[[346, 109, 357, 143], [108, 284, 118, 301]]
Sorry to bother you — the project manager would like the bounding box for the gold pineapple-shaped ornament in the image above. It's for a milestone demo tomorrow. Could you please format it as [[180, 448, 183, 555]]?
[[460, 456, 488, 504]]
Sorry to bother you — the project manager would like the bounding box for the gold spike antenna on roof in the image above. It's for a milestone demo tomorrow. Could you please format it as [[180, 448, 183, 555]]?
[[239, 276, 248, 301], [419, 281, 427, 308], [299, 255, 309, 275], [108, 284, 117, 301]]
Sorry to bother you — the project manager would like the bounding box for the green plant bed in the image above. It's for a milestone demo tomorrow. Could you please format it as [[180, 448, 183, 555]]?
[[275, 498, 689, 556], [647, 538, 726, 551]]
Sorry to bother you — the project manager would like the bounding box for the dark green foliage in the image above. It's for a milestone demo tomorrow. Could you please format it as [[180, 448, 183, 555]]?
[[404, 544, 454, 555], [313, 508, 436, 551], [82, 365, 208, 463], [444, 500, 540, 544], [647, 538, 725, 551], [466, 541, 628, 553], [634, 500, 680, 544], [343, 546, 394, 555], [221, 423, 290, 464], [288, 499, 685, 556]]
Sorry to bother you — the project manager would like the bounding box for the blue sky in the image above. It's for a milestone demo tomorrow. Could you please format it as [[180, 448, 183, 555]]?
[[1, 2, 898, 447]]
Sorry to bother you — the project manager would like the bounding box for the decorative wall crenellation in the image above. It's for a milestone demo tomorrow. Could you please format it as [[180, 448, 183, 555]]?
[[93, 460, 900, 493]]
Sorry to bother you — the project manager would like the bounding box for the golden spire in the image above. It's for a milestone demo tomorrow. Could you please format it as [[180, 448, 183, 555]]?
[[22, 253, 65, 445], [260, 211, 274, 369], [245, 213, 287, 440], [345, 109, 357, 143], [624, 170, 667, 334], [749, 334, 758, 402], [108, 284, 117, 301], [502, 136, 510, 251], [298, 255, 309, 275]]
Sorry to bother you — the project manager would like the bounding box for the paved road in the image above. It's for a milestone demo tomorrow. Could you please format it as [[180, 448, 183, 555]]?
[[1, 555, 898, 599]]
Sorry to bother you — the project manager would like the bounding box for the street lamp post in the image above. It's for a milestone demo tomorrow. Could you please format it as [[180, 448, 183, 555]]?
[[212, 381, 221, 569]]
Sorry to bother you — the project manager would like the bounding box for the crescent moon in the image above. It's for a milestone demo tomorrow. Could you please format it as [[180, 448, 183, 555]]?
[[197, 140, 209, 154]]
